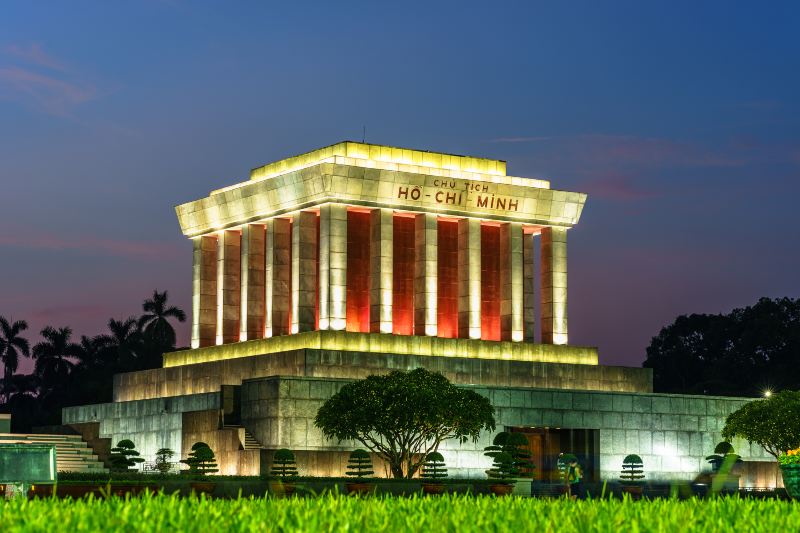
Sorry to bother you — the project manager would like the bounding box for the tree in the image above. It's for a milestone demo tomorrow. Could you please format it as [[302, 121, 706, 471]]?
[[0, 317, 30, 403], [155, 448, 176, 474], [181, 442, 218, 475], [421, 452, 448, 482], [314, 368, 495, 479], [722, 390, 800, 459], [484, 432, 535, 477], [109, 439, 145, 472], [32, 326, 81, 387], [620, 454, 645, 484], [97, 317, 142, 370], [139, 290, 186, 350], [644, 297, 800, 395]]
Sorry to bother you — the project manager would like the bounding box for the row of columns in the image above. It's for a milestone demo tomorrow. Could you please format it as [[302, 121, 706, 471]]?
[[191, 206, 568, 349]]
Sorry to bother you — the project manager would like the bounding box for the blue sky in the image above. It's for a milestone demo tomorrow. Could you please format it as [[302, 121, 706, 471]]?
[[1, 1, 798, 369]]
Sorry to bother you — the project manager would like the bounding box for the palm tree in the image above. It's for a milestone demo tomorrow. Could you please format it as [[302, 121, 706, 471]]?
[[98, 317, 142, 370], [0, 316, 30, 402], [32, 326, 81, 388], [3, 372, 39, 401], [138, 290, 186, 349], [76, 334, 108, 370]]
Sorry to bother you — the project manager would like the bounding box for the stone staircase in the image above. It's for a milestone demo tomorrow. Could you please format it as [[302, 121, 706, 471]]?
[[0, 433, 108, 473], [223, 426, 262, 450]]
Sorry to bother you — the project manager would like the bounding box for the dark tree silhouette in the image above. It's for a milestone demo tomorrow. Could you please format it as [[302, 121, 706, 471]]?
[[643, 297, 800, 396], [97, 317, 142, 371], [0, 317, 30, 403], [32, 326, 81, 389], [139, 290, 186, 350]]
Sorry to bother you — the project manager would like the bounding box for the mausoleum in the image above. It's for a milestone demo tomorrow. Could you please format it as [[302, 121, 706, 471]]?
[[63, 142, 777, 486]]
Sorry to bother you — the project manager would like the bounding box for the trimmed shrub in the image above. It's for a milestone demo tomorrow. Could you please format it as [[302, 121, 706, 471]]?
[[487, 452, 517, 483], [345, 449, 374, 480], [620, 454, 645, 484], [109, 439, 145, 472], [180, 442, 218, 475], [421, 452, 448, 482], [154, 448, 175, 474], [272, 449, 299, 479]]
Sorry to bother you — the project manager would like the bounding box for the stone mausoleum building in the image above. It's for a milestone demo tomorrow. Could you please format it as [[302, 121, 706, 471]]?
[[64, 142, 777, 485]]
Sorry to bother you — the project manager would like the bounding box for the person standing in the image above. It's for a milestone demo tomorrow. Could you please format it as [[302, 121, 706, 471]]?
[[566, 457, 584, 499]]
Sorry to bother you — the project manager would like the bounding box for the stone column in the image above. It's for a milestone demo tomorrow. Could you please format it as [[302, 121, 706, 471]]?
[[523, 231, 536, 343], [271, 218, 292, 336], [414, 213, 437, 336], [264, 220, 274, 338], [291, 211, 318, 334], [319, 204, 347, 331], [541, 226, 568, 344], [240, 224, 266, 342], [370, 208, 393, 334], [458, 218, 481, 339], [500, 222, 524, 342], [216, 230, 241, 344], [192, 235, 218, 348]]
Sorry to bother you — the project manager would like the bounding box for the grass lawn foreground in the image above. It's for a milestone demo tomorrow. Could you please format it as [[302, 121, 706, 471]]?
[[1, 494, 798, 532]]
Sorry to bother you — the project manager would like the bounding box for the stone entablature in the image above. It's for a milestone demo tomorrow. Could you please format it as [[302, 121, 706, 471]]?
[[178, 142, 581, 355]]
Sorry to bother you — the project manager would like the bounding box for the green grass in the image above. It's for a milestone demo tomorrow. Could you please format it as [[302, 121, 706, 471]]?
[[1, 494, 797, 532]]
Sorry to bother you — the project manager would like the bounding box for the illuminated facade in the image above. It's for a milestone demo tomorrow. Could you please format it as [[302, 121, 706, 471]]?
[[63, 143, 777, 487]]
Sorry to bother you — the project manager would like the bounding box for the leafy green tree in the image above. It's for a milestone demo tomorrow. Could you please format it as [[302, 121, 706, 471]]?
[[644, 297, 800, 395], [109, 439, 145, 472], [722, 390, 800, 459], [155, 448, 176, 474], [139, 290, 186, 350], [181, 442, 219, 475], [0, 317, 30, 403], [32, 326, 80, 387], [345, 449, 374, 480], [271, 449, 298, 479], [315, 368, 495, 479]]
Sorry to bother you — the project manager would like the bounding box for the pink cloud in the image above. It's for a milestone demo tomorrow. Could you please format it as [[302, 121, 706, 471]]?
[[0, 66, 96, 116], [4, 43, 65, 71], [30, 304, 110, 322], [578, 172, 659, 201], [0, 228, 181, 260]]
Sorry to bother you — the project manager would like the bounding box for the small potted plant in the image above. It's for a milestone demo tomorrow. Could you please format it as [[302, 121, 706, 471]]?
[[619, 454, 645, 498], [345, 449, 375, 495], [484, 432, 536, 495], [779, 448, 800, 498], [705, 442, 742, 493], [270, 448, 299, 496], [421, 452, 448, 495], [487, 452, 517, 496], [180, 441, 218, 494]]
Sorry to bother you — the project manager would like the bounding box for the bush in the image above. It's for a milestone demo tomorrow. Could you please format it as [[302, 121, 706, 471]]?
[[180, 442, 218, 475], [620, 454, 645, 484], [272, 449, 299, 479], [421, 452, 448, 483], [484, 432, 535, 478], [487, 452, 517, 484], [346, 449, 374, 481], [109, 439, 145, 472], [705, 442, 742, 473]]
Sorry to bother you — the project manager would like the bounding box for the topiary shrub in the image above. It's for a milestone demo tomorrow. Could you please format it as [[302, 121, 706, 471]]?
[[706, 442, 742, 473], [345, 449, 374, 481], [484, 431, 536, 478], [271, 449, 299, 479], [109, 439, 145, 472], [487, 452, 517, 484], [154, 448, 175, 474], [421, 452, 448, 483], [620, 454, 645, 485], [180, 442, 219, 475]]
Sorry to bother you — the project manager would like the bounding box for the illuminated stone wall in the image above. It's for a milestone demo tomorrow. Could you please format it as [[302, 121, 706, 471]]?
[[114, 346, 641, 402], [240, 376, 774, 483]]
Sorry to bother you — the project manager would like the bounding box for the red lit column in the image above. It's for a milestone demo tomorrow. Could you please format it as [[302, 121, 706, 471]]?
[[347, 209, 371, 332], [480, 223, 500, 341], [438, 218, 459, 338]]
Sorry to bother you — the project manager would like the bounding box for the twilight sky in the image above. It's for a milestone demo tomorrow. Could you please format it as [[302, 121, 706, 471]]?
[[1, 1, 798, 371]]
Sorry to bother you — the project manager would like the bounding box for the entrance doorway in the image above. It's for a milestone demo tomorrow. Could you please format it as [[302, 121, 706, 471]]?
[[509, 427, 599, 483]]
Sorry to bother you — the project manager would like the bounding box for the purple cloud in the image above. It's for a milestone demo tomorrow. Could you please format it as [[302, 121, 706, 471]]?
[[4, 43, 66, 71], [0, 228, 181, 260]]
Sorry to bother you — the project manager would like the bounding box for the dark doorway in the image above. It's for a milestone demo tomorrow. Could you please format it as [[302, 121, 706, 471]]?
[[509, 427, 599, 483]]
